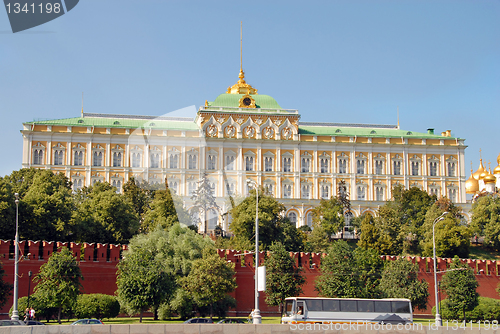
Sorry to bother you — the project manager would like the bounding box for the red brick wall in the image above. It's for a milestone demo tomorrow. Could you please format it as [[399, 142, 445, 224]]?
[[1, 240, 499, 317]]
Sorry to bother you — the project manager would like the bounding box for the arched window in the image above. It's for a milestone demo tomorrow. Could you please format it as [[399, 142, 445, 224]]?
[[288, 212, 297, 225], [245, 156, 254, 171], [447, 162, 456, 176], [307, 212, 313, 227], [132, 153, 141, 167], [113, 152, 122, 167], [54, 150, 64, 165], [265, 157, 273, 171], [411, 161, 419, 176], [283, 158, 292, 172], [320, 159, 328, 173], [208, 155, 216, 170]]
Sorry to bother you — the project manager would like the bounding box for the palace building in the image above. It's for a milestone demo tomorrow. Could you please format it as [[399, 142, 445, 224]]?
[[21, 67, 468, 232]]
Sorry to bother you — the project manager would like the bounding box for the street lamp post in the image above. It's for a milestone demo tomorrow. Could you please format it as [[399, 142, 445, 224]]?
[[433, 211, 448, 327], [27, 270, 32, 309], [247, 180, 261, 324], [11, 193, 19, 321]]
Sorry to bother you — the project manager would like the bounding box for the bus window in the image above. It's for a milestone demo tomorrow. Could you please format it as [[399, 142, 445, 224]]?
[[296, 301, 305, 315], [374, 301, 392, 313], [284, 300, 294, 316], [392, 301, 410, 313], [357, 300, 374, 312], [340, 300, 357, 312], [305, 299, 322, 311], [323, 299, 340, 312]]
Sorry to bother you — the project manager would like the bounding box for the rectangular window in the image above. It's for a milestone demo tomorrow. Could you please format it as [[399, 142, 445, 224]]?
[[283, 158, 292, 172], [93, 152, 102, 167], [357, 186, 366, 200], [448, 162, 455, 176], [411, 162, 419, 176], [340, 300, 357, 312], [74, 151, 83, 166], [376, 187, 384, 201], [225, 156, 235, 170], [375, 161, 383, 175], [374, 301, 392, 313], [430, 162, 437, 176], [113, 152, 122, 167], [188, 155, 197, 169], [208, 155, 216, 170], [393, 161, 401, 175], [321, 185, 329, 199], [301, 185, 310, 199], [357, 300, 374, 312], [245, 156, 254, 171], [320, 159, 328, 173], [323, 299, 340, 312], [265, 157, 273, 172], [283, 184, 292, 198], [356, 160, 365, 174], [301, 158, 310, 173], [132, 153, 141, 167], [339, 159, 347, 173], [54, 150, 63, 165], [169, 154, 178, 169]]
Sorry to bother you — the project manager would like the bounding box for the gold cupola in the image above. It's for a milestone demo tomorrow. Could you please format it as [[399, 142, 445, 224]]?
[[484, 166, 496, 184], [227, 69, 258, 95], [494, 153, 500, 175], [472, 159, 485, 180], [466, 165, 479, 194]]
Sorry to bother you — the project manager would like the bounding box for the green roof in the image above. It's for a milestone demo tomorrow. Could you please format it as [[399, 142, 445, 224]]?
[[208, 94, 282, 109], [25, 114, 198, 131], [299, 125, 459, 139]]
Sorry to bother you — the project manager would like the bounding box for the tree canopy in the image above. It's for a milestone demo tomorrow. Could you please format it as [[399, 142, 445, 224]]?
[[32, 247, 83, 323], [470, 195, 500, 251], [379, 258, 429, 311], [264, 242, 305, 311]]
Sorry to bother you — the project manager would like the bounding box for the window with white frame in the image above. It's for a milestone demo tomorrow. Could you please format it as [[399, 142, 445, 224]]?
[[264, 157, 273, 172], [357, 186, 366, 200], [301, 184, 311, 199], [132, 153, 141, 167], [34, 149, 44, 165], [245, 156, 254, 171], [320, 184, 330, 199], [168, 180, 178, 194], [288, 212, 297, 225], [320, 158, 329, 173], [306, 212, 313, 227], [447, 162, 456, 177], [73, 145, 84, 166], [301, 156, 311, 173], [264, 182, 274, 195], [92, 173, 103, 185], [72, 178, 83, 191], [448, 188, 457, 202], [150, 152, 160, 168], [429, 161, 438, 176], [225, 182, 235, 196], [429, 184, 439, 197], [225, 155, 235, 170], [283, 157, 292, 172], [188, 154, 197, 169], [338, 155, 348, 173], [375, 186, 384, 201], [374, 160, 384, 175], [207, 154, 217, 170], [169, 153, 178, 169], [411, 161, 419, 176], [112, 152, 122, 167], [93, 151, 103, 166], [53, 149, 64, 165], [356, 159, 365, 174], [393, 160, 401, 175], [112, 179, 122, 193], [283, 183, 292, 198]]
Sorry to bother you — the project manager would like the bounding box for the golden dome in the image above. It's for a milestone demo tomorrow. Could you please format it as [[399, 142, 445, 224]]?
[[472, 159, 485, 180], [497, 152, 500, 164], [484, 167, 496, 184], [466, 170, 479, 194], [494, 163, 500, 175]]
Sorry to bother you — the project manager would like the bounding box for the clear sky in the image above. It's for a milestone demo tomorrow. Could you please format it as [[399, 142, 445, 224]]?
[[0, 0, 498, 179]]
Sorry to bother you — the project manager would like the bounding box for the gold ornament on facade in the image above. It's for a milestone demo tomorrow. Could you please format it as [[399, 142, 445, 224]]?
[[281, 127, 292, 140], [243, 126, 256, 139], [224, 125, 236, 138], [238, 93, 256, 108], [206, 124, 218, 137], [227, 69, 258, 95], [263, 126, 275, 139]]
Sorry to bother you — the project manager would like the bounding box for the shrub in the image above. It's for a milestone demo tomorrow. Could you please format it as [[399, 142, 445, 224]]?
[[433, 297, 500, 321], [74, 294, 120, 320]]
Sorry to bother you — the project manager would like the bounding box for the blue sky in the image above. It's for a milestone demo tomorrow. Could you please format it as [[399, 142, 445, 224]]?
[[1, 0, 499, 179]]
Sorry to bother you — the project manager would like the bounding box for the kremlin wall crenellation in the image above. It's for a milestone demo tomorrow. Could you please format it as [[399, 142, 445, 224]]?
[[1, 239, 500, 317]]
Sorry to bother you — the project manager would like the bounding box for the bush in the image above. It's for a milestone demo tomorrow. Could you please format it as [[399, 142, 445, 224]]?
[[433, 297, 500, 321], [9, 296, 58, 322], [74, 294, 120, 320]]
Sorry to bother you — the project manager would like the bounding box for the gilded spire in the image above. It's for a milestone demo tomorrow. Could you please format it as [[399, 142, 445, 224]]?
[[81, 92, 84, 117], [226, 22, 258, 95]]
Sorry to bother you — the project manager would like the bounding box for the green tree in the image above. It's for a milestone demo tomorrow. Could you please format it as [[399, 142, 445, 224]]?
[[141, 188, 190, 232], [32, 247, 83, 323], [421, 207, 471, 258], [264, 242, 305, 312], [379, 258, 429, 311], [357, 214, 392, 254], [441, 256, 479, 321], [470, 195, 500, 251], [71, 182, 139, 243], [229, 188, 285, 250], [74, 294, 120, 320], [279, 220, 305, 252], [311, 197, 344, 239], [117, 224, 213, 320], [17, 170, 74, 241], [0, 177, 15, 240], [0, 260, 13, 308], [315, 240, 383, 298], [123, 177, 149, 218], [181, 248, 237, 319], [306, 223, 331, 253]]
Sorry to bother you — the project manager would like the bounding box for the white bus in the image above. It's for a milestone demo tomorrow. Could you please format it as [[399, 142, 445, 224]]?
[[281, 297, 413, 325]]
